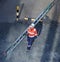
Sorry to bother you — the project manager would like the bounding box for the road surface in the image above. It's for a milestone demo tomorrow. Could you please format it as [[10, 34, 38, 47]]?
[[0, 0, 60, 62], [0, 21, 60, 62]]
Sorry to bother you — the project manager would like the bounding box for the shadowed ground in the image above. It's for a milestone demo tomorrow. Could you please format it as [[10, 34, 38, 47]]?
[[0, 0, 60, 62]]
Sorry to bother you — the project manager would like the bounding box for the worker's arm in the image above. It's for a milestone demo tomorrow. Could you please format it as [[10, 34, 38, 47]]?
[[34, 28, 38, 39]]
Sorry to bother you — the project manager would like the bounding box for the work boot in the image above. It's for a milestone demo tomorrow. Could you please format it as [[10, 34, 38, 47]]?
[[27, 47, 31, 50]]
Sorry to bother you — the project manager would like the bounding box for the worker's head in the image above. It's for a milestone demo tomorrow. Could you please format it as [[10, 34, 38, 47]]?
[[29, 23, 35, 28]]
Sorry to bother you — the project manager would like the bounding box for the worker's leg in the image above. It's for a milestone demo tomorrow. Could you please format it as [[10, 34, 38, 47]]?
[[31, 37, 35, 46], [27, 36, 31, 50], [27, 37, 34, 50], [27, 41, 31, 50]]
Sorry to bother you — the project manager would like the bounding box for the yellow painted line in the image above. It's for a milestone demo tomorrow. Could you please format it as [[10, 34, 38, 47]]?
[[16, 6, 20, 10], [31, 18, 35, 22], [24, 17, 28, 20]]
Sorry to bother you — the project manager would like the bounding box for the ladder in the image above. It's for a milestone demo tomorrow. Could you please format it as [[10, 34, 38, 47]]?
[[5, 0, 57, 55]]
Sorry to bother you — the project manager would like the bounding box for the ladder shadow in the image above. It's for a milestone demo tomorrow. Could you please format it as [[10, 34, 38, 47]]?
[[41, 0, 60, 62], [53, 25, 60, 62]]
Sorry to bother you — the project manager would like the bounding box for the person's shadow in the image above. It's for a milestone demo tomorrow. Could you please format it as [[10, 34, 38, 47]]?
[[35, 21, 43, 36]]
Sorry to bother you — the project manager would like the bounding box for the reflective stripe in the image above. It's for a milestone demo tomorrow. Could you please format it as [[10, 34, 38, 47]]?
[[28, 31, 34, 34], [28, 35, 35, 37], [27, 45, 31, 47], [34, 29, 36, 31], [35, 34, 37, 36]]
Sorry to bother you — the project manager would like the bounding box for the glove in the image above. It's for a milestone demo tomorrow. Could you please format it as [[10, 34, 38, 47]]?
[[34, 36, 37, 39]]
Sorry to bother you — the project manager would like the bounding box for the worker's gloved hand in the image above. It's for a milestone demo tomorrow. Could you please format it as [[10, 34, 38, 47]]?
[[38, 32, 40, 36], [36, 35, 39, 38], [34, 36, 38, 39]]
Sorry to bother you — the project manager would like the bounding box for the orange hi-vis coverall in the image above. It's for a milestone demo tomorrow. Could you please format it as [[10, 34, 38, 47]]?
[[27, 27, 38, 50], [27, 27, 38, 37]]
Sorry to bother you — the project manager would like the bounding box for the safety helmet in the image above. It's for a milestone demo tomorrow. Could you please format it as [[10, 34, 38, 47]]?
[[29, 23, 35, 28]]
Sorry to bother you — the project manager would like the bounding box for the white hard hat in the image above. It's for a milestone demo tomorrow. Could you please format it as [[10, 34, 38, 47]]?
[[30, 23, 35, 27]]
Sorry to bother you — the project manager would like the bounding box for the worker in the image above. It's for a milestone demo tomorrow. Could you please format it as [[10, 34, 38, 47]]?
[[27, 23, 38, 50]]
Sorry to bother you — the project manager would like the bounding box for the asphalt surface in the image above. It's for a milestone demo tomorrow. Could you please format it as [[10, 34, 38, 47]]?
[[0, 21, 60, 62], [0, 0, 60, 22], [0, 0, 54, 22], [0, 0, 60, 62]]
